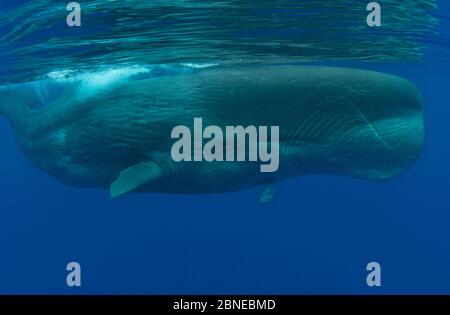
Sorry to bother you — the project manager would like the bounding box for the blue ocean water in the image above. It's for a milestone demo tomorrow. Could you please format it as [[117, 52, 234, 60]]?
[[0, 0, 449, 294]]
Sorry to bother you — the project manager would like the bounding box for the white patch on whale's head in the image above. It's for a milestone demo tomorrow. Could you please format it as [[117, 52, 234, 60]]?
[[47, 66, 151, 101]]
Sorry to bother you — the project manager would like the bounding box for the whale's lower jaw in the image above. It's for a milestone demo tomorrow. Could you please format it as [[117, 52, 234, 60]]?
[[0, 65, 424, 197]]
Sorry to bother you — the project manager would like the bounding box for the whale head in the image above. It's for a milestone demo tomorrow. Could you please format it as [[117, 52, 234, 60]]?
[[278, 67, 425, 181]]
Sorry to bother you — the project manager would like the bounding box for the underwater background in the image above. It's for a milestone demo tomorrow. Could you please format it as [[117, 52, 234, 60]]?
[[0, 0, 449, 294]]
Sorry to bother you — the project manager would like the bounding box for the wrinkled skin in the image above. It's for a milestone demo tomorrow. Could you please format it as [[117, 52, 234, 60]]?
[[0, 66, 424, 196]]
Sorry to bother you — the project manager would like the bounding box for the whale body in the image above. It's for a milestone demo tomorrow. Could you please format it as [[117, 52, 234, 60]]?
[[0, 65, 424, 199]]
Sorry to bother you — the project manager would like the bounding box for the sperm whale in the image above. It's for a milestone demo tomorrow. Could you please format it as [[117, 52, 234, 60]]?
[[0, 65, 424, 201]]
